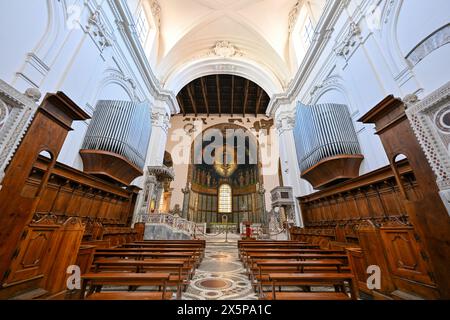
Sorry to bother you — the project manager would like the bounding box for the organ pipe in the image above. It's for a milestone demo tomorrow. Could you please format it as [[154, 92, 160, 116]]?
[[82, 100, 152, 170], [293, 102, 362, 172]]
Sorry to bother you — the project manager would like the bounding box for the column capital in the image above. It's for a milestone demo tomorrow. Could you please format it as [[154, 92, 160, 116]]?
[[275, 110, 296, 134], [151, 111, 171, 134]]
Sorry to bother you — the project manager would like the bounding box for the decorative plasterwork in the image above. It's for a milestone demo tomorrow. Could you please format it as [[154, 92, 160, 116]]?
[[382, 0, 396, 25], [309, 75, 340, 101], [288, 1, 302, 34], [335, 22, 361, 60], [0, 80, 40, 186], [150, 0, 161, 29], [406, 24, 450, 66], [151, 111, 171, 134], [275, 110, 296, 134], [206, 41, 244, 59], [405, 81, 450, 192], [86, 10, 115, 53], [148, 165, 175, 182]]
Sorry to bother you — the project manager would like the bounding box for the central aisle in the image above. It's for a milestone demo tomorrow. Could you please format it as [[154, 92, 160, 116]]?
[[183, 236, 258, 300]]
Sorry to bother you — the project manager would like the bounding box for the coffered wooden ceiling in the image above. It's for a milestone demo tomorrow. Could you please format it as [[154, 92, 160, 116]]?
[[176, 75, 270, 117]]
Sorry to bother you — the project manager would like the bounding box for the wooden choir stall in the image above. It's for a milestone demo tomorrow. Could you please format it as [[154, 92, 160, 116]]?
[[291, 96, 450, 300], [0, 92, 144, 300]]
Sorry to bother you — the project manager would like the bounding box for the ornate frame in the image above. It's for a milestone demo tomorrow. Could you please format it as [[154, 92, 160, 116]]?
[[0, 80, 39, 187], [405, 81, 450, 213]]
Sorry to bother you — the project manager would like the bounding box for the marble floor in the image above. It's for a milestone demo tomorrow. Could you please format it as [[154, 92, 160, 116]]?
[[183, 237, 258, 300]]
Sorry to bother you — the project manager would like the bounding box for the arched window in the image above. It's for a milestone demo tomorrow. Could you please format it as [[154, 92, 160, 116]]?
[[303, 16, 315, 46], [135, 3, 150, 45], [218, 184, 232, 213]]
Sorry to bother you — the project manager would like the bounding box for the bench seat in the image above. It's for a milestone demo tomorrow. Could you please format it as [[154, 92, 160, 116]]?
[[86, 292, 174, 300], [262, 292, 351, 300]]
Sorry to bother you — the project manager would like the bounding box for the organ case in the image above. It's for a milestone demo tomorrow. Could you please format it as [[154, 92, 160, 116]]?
[[293, 103, 363, 189], [80, 100, 152, 185]]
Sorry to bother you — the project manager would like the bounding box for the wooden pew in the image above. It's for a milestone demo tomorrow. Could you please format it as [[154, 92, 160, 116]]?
[[100, 246, 205, 258], [243, 253, 348, 273], [133, 240, 206, 248], [249, 259, 345, 292], [261, 273, 358, 300], [91, 259, 192, 298], [93, 250, 201, 268], [80, 273, 172, 300], [240, 248, 344, 263]]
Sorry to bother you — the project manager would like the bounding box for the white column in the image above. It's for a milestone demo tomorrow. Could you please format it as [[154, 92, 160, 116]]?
[[133, 100, 171, 224], [275, 107, 308, 227], [145, 101, 171, 167]]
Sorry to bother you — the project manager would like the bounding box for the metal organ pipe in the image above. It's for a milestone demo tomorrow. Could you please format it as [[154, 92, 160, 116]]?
[[82, 100, 152, 170], [293, 102, 361, 172]]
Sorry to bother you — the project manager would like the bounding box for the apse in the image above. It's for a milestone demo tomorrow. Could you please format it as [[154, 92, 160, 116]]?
[[184, 123, 266, 230]]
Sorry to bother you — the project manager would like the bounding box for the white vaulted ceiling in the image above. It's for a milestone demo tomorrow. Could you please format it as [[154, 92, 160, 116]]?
[[144, 0, 300, 94]]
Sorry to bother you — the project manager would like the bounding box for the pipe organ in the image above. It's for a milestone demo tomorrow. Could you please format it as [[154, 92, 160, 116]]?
[[293, 102, 364, 189], [80, 100, 152, 185]]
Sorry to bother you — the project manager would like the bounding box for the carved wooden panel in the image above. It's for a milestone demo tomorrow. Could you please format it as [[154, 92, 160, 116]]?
[[346, 247, 368, 296], [3, 216, 60, 286], [380, 226, 434, 285], [43, 218, 84, 294]]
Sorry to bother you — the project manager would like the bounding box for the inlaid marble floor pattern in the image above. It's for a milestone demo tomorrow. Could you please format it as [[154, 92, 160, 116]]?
[[182, 241, 258, 300]]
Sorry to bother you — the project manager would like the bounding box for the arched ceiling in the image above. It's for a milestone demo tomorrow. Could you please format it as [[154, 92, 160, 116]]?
[[147, 0, 299, 93]]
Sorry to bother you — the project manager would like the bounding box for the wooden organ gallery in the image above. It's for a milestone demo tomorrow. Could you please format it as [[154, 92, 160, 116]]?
[[0, 0, 449, 304]]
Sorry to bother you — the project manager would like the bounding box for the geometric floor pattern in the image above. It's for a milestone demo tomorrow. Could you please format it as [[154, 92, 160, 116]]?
[[183, 238, 258, 300]]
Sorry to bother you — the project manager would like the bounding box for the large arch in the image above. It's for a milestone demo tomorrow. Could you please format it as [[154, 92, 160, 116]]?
[[163, 57, 283, 98]]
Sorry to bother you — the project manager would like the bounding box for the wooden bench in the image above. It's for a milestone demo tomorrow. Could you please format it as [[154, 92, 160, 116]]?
[[132, 240, 206, 248], [92, 258, 192, 297], [80, 272, 172, 300], [249, 259, 345, 292], [262, 292, 351, 300], [263, 273, 358, 300], [93, 251, 199, 261], [243, 253, 348, 272], [254, 259, 344, 274], [98, 247, 205, 260], [240, 248, 346, 264], [86, 291, 174, 300]]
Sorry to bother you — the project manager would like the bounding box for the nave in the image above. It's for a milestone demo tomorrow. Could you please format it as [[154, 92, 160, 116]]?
[[1, 0, 450, 302], [61, 237, 357, 301]]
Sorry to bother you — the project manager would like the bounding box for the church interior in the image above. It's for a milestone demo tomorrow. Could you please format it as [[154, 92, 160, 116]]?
[[0, 0, 449, 301]]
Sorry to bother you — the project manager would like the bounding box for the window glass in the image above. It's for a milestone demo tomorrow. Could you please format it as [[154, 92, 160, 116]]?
[[218, 184, 232, 213], [136, 5, 150, 44]]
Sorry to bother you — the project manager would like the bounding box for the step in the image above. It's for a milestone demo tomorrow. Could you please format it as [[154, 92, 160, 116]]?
[[10, 288, 48, 300]]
